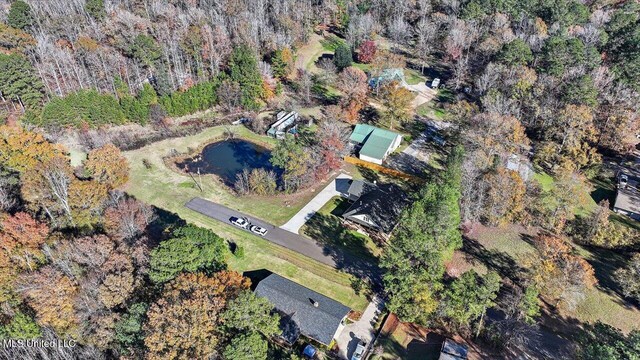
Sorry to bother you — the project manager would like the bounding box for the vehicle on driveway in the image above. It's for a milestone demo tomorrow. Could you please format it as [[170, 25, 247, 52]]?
[[250, 224, 268, 236], [619, 173, 629, 188], [229, 216, 250, 229], [351, 340, 366, 360]]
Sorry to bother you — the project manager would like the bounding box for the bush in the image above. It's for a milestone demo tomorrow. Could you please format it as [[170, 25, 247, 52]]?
[[234, 245, 245, 258], [39, 90, 126, 128], [234, 168, 278, 195]]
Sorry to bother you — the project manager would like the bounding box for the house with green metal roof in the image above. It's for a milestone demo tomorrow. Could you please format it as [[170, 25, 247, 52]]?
[[349, 124, 403, 164], [368, 68, 406, 88]]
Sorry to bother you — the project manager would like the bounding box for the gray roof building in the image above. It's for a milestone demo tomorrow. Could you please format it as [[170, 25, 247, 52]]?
[[254, 273, 350, 345], [342, 180, 409, 234], [614, 174, 640, 221]]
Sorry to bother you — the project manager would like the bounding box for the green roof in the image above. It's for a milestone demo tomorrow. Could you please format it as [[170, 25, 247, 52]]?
[[350, 124, 401, 160]]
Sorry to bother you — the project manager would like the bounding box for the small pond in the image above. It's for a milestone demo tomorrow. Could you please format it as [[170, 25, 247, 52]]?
[[176, 139, 275, 185]]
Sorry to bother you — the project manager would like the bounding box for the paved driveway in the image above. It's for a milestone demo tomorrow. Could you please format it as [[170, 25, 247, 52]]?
[[280, 173, 353, 234], [185, 197, 338, 267], [337, 296, 385, 359]]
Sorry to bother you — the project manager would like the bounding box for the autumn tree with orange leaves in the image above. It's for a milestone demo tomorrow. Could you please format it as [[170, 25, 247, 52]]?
[[0, 212, 48, 271], [528, 235, 596, 311], [85, 144, 129, 189], [17, 266, 79, 337], [0, 125, 63, 174], [336, 66, 368, 124], [144, 271, 250, 360]]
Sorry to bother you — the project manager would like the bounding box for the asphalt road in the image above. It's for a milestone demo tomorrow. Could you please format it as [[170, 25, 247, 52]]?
[[185, 197, 338, 268]]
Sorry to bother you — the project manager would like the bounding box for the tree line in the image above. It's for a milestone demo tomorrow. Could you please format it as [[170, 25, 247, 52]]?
[[0, 124, 290, 359]]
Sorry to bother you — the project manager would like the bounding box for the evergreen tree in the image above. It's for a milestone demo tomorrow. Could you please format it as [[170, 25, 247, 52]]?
[[229, 45, 264, 110], [0, 53, 44, 110], [84, 0, 106, 20], [498, 39, 533, 66], [334, 44, 353, 70], [223, 332, 269, 360], [114, 303, 148, 354], [7, 0, 33, 30], [148, 225, 227, 283], [381, 145, 464, 324], [39, 90, 125, 128]]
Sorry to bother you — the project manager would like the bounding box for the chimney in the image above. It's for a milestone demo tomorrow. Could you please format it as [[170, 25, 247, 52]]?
[[373, 180, 377, 185]]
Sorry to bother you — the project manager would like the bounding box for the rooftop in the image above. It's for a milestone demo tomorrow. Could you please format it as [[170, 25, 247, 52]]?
[[350, 124, 401, 161], [254, 273, 350, 345], [614, 175, 640, 218], [343, 180, 409, 233]]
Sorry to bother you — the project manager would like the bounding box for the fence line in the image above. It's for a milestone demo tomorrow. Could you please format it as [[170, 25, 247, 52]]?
[[344, 156, 424, 183]]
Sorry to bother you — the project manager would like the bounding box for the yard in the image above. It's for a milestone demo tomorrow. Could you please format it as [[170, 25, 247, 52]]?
[[460, 223, 640, 334], [124, 125, 369, 311], [300, 196, 382, 261]]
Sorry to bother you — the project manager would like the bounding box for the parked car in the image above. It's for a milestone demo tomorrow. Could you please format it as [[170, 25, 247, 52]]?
[[250, 225, 268, 236], [229, 216, 250, 229], [351, 340, 367, 360], [431, 78, 441, 88]]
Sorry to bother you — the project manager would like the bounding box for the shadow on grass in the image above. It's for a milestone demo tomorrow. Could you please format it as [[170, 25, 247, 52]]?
[[579, 245, 639, 309], [303, 212, 382, 289], [462, 237, 526, 285]]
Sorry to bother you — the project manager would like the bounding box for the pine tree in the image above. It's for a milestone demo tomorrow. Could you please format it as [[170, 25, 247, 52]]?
[[229, 45, 264, 110]]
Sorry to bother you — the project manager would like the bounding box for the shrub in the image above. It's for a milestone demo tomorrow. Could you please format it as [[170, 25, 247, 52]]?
[[234, 245, 245, 259]]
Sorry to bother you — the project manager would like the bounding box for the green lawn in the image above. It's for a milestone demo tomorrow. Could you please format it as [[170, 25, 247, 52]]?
[[404, 69, 426, 85], [352, 62, 372, 72], [124, 125, 369, 310], [319, 35, 346, 52], [465, 224, 640, 334], [416, 102, 446, 119]]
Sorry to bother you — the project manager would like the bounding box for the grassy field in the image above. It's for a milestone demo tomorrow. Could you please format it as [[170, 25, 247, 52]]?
[[297, 32, 330, 74], [124, 125, 369, 310], [463, 224, 640, 333], [123, 125, 332, 225]]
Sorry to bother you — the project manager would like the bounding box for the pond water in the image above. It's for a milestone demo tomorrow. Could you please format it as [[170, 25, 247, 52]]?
[[176, 139, 275, 185]]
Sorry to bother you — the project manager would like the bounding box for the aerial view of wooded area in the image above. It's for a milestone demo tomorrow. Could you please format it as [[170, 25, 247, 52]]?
[[0, 0, 639, 359]]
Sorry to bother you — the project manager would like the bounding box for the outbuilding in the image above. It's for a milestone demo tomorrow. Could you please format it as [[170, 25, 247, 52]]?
[[349, 124, 403, 165]]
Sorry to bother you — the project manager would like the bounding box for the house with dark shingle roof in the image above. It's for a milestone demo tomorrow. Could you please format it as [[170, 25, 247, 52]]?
[[342, 179, 409, 235], [350, 124, 403, 165], [254, 273, 350, 346]]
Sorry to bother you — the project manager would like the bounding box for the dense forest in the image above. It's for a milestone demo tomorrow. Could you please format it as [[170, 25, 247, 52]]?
[[1, 0, 640, 359]]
